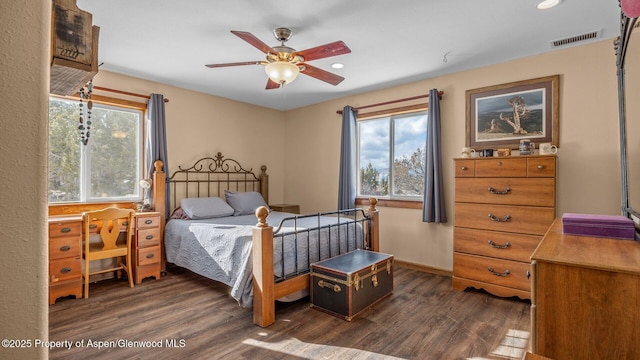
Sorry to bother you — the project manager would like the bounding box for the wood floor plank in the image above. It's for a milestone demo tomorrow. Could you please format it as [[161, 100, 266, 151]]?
[[49, 265, 530, 359]]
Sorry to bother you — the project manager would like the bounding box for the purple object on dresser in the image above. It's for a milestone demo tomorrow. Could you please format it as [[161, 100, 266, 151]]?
[[561, 213, 636, 240]]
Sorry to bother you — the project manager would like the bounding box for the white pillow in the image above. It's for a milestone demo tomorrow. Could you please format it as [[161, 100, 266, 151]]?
[[224, 190, 269, 216], [180, 197, 234, 219]]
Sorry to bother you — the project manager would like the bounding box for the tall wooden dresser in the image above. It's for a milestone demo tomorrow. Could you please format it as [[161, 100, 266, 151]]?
[[453, 155, 557, 299], [531, 219, 640, 359]]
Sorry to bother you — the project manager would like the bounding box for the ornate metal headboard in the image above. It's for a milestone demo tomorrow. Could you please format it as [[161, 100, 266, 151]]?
[[167, 152, 268, 212]]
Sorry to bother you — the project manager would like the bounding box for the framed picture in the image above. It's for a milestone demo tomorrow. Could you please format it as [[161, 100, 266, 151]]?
[[466, 75, 559, 150]]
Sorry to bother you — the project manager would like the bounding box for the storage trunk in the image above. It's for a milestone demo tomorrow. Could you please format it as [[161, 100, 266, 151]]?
[[562, 213, 635, 240], [310, 249, 393, 321]]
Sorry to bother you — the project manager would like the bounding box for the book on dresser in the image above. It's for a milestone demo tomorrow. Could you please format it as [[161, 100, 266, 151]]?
[[452, 155, 557, 300]]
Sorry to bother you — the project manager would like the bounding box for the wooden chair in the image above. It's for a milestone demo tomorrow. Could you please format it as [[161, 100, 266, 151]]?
[[82, 207, 135, 298]]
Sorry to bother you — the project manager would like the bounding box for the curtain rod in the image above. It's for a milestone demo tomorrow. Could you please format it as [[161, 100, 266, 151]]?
[[336, 91, 443, 115], [92, 86, 169, 103]]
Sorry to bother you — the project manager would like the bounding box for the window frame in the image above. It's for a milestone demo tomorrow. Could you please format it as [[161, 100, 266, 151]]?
[[355, 104, 428, 208], [48, 94, 147, 205]]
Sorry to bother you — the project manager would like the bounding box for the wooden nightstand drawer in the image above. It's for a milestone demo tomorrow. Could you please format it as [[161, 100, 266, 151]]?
[[269, 204, 300, 214], [137, 245, 160, 266], [136, 214, 160, 229], [49, 236, 81, 260], [137, 228, 160, 247]]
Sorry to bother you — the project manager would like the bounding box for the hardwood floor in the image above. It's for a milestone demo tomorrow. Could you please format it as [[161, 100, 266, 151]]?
[[49, 265, 531, 360]]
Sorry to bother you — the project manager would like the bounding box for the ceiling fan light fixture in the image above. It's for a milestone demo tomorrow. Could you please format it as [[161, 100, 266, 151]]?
[[537, 0, 561, 10], [265, 61, 299, 84]]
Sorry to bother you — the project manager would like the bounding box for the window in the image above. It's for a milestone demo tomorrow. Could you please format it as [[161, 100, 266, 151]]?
[[48, 96, 144, 203], [357, 111, 427, 200]]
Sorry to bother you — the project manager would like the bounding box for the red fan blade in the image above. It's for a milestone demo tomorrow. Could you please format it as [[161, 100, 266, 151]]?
[[205, 61, 263, 68], [265, 78, 281, 90], [293, 41, 351, 62], [231, 30, 277, 54], [300, 64, 345, 85]]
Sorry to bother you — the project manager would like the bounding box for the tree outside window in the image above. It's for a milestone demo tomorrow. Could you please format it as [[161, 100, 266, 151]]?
[[357, 111, 427, 199], [48, 97, 143, 203]]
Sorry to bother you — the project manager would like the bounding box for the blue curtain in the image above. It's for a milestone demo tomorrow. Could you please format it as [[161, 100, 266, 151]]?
[[338, 106, 357, 210], [146, 94, 169, 218], [423, 89, 447, 223]]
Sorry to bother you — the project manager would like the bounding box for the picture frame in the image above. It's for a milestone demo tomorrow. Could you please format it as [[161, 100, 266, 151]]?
[[466, 75, 559, 150]]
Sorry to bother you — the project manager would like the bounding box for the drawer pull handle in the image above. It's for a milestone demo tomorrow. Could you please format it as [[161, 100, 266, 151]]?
[[145, 219, 153, 225], [488, 213, 511, 222], [487, 267, 510, 277], [59, 245, 71, 252], [123, 221, 129, 226], [146, 253, 155, 259], [89, 224, 98, 230], [461, 166, 467, 171], [60, 227, 71, 233], [527, 270, 531, 279], [317, 280, 341, 293], [537, 165, 544, 170], [488, 240, 511, 249], [497, 161, 503, 166], [488, 187, 511, 195], [60, 267, 72, 274], [145, 235, 154, 240]]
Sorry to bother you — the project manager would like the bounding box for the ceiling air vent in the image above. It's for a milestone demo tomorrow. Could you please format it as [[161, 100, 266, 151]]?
[[550, 29, 601, 48]]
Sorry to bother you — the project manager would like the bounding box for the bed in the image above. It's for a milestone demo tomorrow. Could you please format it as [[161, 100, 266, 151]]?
[[150, 152, 379, 327]]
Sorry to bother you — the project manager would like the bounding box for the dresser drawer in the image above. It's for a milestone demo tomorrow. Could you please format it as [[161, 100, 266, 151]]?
[[49, 257, 82, 283], [49, 221, 81, 238], [527, 157, 556, 177], [49, 236, 82, 260], [475, 158, 527, 177], [454, 227, 542, 262], [455, 178, 555, 207], [455, 159, 476, 177], [454, 203, 555, 235], [137, 245, 160, 266], [137, 228, 160, 247], [453, 253, 531, 292], [136, 214, 160, 229]]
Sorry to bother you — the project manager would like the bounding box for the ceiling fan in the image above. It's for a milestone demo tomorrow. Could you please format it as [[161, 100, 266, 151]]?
[[205, 27, 351, 89]]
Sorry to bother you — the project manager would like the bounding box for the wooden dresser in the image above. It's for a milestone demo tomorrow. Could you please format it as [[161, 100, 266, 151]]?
[[453, 155, 556, 299], [531, 219, 640, 359]]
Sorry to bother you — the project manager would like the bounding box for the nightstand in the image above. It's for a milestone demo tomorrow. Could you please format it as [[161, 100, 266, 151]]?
[[132, 212, 162, 284], [269, 204, 300, 214]]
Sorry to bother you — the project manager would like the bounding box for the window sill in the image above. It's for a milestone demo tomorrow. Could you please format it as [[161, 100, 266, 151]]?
[[355, 197, 422, 209]]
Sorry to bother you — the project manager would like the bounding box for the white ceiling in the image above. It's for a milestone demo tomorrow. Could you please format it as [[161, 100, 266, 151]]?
[[78, 0, 621, 111]]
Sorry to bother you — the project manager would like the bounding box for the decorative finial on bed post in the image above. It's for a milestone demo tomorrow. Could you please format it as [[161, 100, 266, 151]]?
[[255, 206, 269, 227], [368, 197, 378, 211]]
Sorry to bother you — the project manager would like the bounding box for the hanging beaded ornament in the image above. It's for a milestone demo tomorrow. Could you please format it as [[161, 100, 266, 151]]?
[[79, 80, 93, 145]]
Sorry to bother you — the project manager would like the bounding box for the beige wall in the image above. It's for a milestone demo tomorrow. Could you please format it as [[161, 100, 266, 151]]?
[[285, 38, 624, 271], [0, 1, 50, 359]]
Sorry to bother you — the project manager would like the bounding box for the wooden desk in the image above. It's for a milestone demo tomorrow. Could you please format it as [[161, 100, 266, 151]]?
[[530, 218, 640, 359], [48, 212, 163, 304]]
